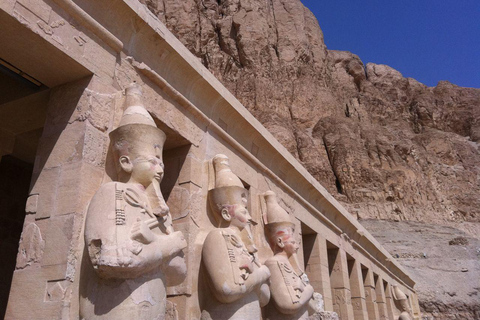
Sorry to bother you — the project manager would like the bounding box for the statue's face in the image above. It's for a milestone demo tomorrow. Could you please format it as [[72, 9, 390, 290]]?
[[273, 226, 298, 256], [283, 238, 299, 256], [229, 204, 252, 230], [281, 228, 299, 256], [400, 300, 411, 313], [128, 146, 164, 188]]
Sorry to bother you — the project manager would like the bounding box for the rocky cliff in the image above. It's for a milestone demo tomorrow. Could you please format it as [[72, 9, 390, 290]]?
[[142, 0, 480, 227], [140, 0, 480, 317], [362, 220, 480, 320]]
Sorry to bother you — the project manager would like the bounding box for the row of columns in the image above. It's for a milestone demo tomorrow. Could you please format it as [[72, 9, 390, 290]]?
[[303, 233, 415, 320]]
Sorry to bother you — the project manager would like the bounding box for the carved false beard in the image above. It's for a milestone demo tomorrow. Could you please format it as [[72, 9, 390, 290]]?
[[146, 179, 173, 234]]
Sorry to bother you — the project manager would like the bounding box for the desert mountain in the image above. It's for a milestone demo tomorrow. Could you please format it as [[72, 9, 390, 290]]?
[[141, 0, 480, 227]]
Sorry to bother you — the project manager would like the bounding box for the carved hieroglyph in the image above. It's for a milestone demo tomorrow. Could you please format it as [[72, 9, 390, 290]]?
[[201, 154, 270, 320], [80, 84, 187, 320], [392, 285, 413, 320], [263, 191, 316, 320]]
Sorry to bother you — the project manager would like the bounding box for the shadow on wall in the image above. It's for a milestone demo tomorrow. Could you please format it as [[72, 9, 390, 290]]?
[[0, 156, 33, 319]]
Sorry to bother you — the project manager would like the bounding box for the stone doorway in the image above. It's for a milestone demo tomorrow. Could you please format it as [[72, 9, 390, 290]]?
[[0, 59, 49, 318]]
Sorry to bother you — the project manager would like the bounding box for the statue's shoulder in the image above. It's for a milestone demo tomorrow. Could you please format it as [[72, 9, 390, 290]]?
[[265, 256, 280, 267], [202, 229, 231, 264], [96, 181, 125, 192], [87, 182, 126, 215], [265, 255, 285, 267], [266, 257, 296, 279], [90, 182, 128, 200], [204, 228, 227, 244], [85, 182, 125, 239], [90, 181, 113, 196], [203, 228, 242, 252]]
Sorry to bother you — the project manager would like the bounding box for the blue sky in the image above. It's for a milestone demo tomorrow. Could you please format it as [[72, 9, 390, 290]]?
[[300, 0, 480, 88]]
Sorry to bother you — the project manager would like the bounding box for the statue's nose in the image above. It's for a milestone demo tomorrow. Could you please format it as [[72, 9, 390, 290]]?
[[156, 162, 164, 174]]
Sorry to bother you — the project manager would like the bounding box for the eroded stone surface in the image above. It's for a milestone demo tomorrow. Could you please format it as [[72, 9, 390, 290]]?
[[362, 220, 480, 320], [16, 223, 45, 269]]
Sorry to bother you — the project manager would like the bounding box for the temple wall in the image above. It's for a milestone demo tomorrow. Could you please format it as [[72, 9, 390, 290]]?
[[1, 0, 420, 319]]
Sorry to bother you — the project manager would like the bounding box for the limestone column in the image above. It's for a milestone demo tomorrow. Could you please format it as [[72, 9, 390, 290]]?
[[384, 282, 396, 320], [328, 246, 354, 320], [411, 293, 421, 319], [363, 268, 380, 320], [348, 258, 368, 320], [163, 146, 203, 320], [374, 275, 388, 319], [5, 77, 112, 319], [304, 235, 333, 311]]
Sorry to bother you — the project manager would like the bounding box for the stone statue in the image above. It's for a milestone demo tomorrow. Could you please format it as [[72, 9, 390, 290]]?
[[201, 154, 271, 319], [80, 84, 187, 319], [392, 285, 413, 320], [263, 191, 315, 320]]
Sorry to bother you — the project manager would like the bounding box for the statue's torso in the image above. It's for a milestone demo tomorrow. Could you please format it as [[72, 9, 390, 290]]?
[[264, 257, 309, 320], [80, 182, 167, 320], [202, 228, 262, 320]]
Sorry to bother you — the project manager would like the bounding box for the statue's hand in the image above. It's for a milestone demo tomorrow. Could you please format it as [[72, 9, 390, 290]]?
[[300, 272, 310, 284], [166, 231, 187, 254], [131, 218, 157, 244], [308, 291, 325, 314]]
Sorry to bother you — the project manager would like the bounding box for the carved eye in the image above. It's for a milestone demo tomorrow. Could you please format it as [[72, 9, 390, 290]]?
[[146, 157, 163, 167]]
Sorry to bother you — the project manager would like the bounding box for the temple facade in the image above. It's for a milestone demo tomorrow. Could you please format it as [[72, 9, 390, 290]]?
[[0, 0, 420, 319]]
